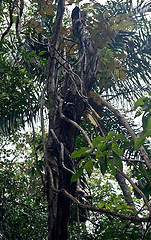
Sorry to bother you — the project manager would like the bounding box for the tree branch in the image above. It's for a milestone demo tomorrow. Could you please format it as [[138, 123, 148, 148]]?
[[46, 155, 151, 223], [40, 85, 48, 164], [115, 167, 151, 214], [1, 2, 15, 41], [115, 170, 137, 211], [58, 97, 93, 149], [50, 129, 75, 175], [98, 95, 151, 169], [50, 185, 151, 223], [47, 0, 65, 128]]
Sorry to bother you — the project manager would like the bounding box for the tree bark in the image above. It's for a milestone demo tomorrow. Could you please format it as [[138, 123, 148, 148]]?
[[45, 4, 98, 240], [115, 170, 136, 211]]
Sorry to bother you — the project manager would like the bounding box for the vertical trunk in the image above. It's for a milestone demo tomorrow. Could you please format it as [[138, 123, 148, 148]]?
[[46, 5, 98, 239], [47, 168, 72, 240], [47, 96, 86, 239]]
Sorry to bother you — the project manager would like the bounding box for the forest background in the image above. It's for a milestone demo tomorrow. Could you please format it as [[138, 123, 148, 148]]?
[[0, 0, 151, 239]]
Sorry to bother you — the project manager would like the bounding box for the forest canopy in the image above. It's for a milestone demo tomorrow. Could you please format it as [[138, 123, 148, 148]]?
[[0, 0, 151, 239]]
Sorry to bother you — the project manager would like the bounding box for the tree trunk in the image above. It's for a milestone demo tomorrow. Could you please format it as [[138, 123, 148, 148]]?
[[46, 103, 85, 239], [45, 4, 98, 239]]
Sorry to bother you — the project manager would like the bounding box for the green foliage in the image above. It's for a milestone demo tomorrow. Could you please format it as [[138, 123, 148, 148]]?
[[71, 147, 90, 159], [0, 0, 50, 134], [131, 161, 151, 201], [72, 131, 127, 180], [0, 0, 151, 239], [70, 171, 147, 240], [0, 134, 47, 240], [134, 93, 151, 148], [87, 0, 151, 102], [71, 168, 83, 182]]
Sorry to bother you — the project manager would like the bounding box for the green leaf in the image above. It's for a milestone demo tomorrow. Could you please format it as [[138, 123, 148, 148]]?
[[107, 131, 116, 139], [134, 134, 147, 149], [113, 152, 123, 171], [39, 51, 46, 56], [71, 147, 90, 158], [97, 143, 106, 152], [99, 201, 105, 208], [108, 160, 116, 176], [146, 116, 151, 135], [134, 97, 149, 110], [99, 157, 107, 175], [142, 113, 149, 132], [71, 168, 83, 182], [92, 136, 104, 147], [96, 151, 109, 158], [97, 142, 111, 152], [114, 133, 127, 141], [135, 109, 142, 118], [112, 142, 123, 156], [84, 159, 93, 174]]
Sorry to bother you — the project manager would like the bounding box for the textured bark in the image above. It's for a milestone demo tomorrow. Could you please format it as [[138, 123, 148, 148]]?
[[46, 4, 98, 240], [115, 170, 136, 211], [47, 101, 85, 240]]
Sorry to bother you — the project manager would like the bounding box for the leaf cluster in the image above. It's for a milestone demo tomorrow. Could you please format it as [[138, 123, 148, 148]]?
[[134, 92, 151, 148], [71, 131, 127, 182]]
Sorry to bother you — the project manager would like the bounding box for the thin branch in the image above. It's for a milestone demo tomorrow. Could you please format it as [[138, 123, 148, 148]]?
[[61, 188, 150, 222], [47, 163, 55, 188], [50, 129, 75, 175], [16, 0, 24, 40], [51, 185, 151, 223], [29, 33, 48, 46], [53, 54, 84, 98], [77, 201, 81, 240], [136, 199, 151, 216], [52, 46, 87, 99], [10, 200, 47, 212], [115, 170, 137, 211], [32, 120, 46, 189], [46, 147, 151, 223], [122, 157, 145, 163], [40, 85, 48, 163], [58, 97, 93, 149], [79, 213, 101, 227], [1, 2, 15, 41]]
